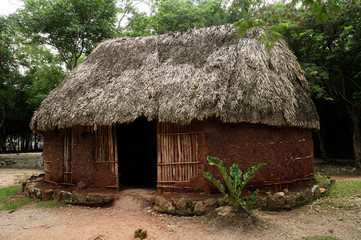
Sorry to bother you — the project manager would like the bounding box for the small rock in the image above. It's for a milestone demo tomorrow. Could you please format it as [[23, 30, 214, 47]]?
[[329, 229, 334, 233], [215, 206, 233, 216], [319, 188, 327, 194], [23, 226, 30, 229], [283, 188, 289, 194], [153, 196, 175, 214], [53, 189, 62, 201], [266, 191, 272, 195], [172, 198, 194, 215], [72, 193, 87, 204], [312, 185, 321, 199], [42, 189, 54, 201], [33, 188, 42, 199], [93, 235, 105, 240], [86, 194, 104, 206], [255, 196, 267, 208], [193, 201, 206, 214], [271, 192, 286, 207], [304, 189, 313, 201], [204, 198, 218, 209], [285, 194, 298, 206], [166, 225, 176, 232], [60, 191, 72, 203], [134, 228, 147, 239], [76, 181, 86, 189]]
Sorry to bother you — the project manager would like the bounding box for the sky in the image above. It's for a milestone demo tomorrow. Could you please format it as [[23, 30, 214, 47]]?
[[0, 0, 23, 16], [0, 0, 150, 17]]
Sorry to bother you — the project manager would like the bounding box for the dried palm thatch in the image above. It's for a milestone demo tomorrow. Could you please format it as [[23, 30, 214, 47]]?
[[30, 25, 319, 132]]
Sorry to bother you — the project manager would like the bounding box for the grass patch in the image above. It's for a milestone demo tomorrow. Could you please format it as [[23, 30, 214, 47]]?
[[314, 176, 331, 187], [36, 201, 67, 208], [0, 185, 34, 210], [304, 235, 342, 240], [314, 164, 361, 177], [316, 181, 361, 210]]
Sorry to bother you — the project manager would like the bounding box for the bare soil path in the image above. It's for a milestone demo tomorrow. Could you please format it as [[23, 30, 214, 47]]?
[[0, 196, 360, 240], [0, 168, 43, 188], [0, 155, 361, 240]]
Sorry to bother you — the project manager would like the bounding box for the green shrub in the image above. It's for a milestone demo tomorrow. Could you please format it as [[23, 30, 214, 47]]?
[[203, 156, 265, 213]]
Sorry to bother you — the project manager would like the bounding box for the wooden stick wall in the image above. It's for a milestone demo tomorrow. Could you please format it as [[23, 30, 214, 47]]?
[[157, 122, 200, 191], [61, 125, 118, 187], [94, 125, 119, 188]]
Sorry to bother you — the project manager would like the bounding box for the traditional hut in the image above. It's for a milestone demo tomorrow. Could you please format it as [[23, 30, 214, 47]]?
[[30, 25, 319, 193]]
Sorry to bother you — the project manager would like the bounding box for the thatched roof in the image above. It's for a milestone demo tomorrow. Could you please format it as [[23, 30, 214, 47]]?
[[31, 25, 319, 132]]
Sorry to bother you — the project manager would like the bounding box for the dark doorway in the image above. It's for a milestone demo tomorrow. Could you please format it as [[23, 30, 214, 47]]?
[[117, 118, 157, 188]]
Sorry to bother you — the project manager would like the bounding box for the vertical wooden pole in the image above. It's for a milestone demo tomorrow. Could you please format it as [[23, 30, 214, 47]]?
[[113, 124, 119, 188]]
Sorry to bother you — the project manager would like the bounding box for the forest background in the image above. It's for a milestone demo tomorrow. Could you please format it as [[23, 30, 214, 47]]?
[[0, 0, 360, 168]]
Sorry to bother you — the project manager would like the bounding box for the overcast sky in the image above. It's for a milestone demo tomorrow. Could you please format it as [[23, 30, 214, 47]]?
[[0, 0, 23, 16]]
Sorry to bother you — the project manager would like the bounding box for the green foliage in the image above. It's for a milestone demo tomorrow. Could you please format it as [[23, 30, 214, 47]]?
[[19, 0, 118, 70], [0, 185, 34, 210], [204, 156, 265, 213], [118, 0, 245, 37]]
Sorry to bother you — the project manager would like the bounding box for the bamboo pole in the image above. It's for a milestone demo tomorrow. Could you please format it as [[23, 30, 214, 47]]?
[[113, 124, 119, 188]]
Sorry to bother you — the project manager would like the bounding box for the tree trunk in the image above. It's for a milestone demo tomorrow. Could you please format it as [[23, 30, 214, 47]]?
[[317, 131, 329, 163], [349, 113, 361, 168], [34, 134, 38, 151]]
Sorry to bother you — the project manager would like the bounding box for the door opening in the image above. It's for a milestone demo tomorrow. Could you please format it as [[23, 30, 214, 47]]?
[[116, 118, 157, 188]]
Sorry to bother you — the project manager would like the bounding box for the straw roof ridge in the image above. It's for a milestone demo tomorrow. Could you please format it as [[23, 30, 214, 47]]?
[[30, 25, 320, 132]]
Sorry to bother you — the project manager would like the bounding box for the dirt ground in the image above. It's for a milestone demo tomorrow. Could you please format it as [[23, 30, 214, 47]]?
[[0, 168, 43, 188], [0, 154, 361, 240]]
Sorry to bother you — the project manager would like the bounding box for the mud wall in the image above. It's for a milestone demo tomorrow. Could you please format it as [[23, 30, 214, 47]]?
[[71, 129, 97, 187], [43, 127, 116, 188], [173, 119, 314, 192], [43, 131, 64, 183]]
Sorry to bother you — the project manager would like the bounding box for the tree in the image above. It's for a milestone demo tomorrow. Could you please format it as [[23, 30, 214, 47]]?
[[151, 0, 237, 34], [19, 0, 118, 70], [256, 1, 361, 168], [118, 0, 244, 37]]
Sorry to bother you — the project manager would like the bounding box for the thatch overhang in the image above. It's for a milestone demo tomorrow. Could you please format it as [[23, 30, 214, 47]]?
[[30, 25, 320, 132]]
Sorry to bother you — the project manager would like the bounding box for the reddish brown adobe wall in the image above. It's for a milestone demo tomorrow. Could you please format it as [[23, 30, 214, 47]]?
[[70, 130, 97, 186], [43, 127, 116, 188], [175, 119, 314, 192], [43, 119, 314, 192], [43, 130, 64, 183]]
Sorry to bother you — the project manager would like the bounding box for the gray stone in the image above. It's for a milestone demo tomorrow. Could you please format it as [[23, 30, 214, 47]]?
[[86, 194, 104, 206], [312, 185, 321, 199], [204, 198, 218, 209], [33, 188, 42, 199], [304, 189, 313, 201], [42, 189, 54, 201], [153, 196, 175, 214], [267, 192, 285, 208], [215, 206, 233, 216], [53, 189, 62, 201], [193, 201, 206, 214], [255, 196, 267, 208], [134, 228, 147, 239], [23, 183, 33, 197], [76, 181, 86, 189], [172, 198, 194, 215], [72, 193, 87, 204], [60, 191, 72, 203], [319, 187, 327, 194], [285, 194, 298, 206]]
